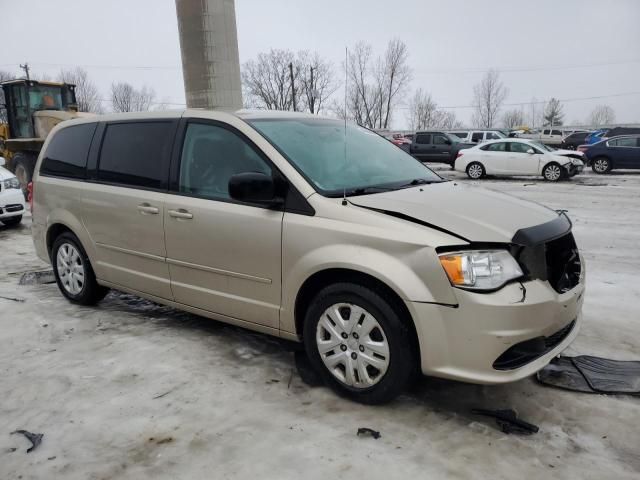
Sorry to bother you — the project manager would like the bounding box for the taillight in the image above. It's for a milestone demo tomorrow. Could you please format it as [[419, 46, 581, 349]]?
[[456, 152, 464, 159], [27, 182, 34, 212], [577, 146, 588, 153]]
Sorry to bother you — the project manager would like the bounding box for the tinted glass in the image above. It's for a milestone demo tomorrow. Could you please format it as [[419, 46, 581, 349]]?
[[486, 132, 501, 140], [471, 132, 483, 142], [178, 123, 271, 200], [433, 134, 449, 145], [249, 118, 442, 195], [610, 137, 638, 147], [98, 122, 174, 189], [551, 129, 562, 136], [450, 132, 467, 138], [486, 142, 507, 152], [510, 142, 534, 153], [415, 134, 431, 144], [40, 123, 96, 178]]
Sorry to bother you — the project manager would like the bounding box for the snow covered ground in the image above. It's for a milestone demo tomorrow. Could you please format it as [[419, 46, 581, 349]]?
[[1, 169, 639, 479]]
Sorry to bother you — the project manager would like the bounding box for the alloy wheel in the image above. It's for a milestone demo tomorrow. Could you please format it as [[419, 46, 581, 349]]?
[[593, 159, 609, 173], [468, 164, 483, 179], [545, 164, 562, 181], [56, 243, 85, 295], [315, 303, 390, 389]]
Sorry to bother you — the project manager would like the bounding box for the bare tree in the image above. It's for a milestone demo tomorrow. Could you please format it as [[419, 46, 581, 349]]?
[[0, 70, 14, 123], [588, 104, 616, 126], [345, 39, 411, 129], [502, 108, 525, 129], [110, 82, 155, 112], [297, 51, 338, 114], [406, 89, 462, 129], [543, 98, 564, 126], [57, 67, 103, 113], [241, 49, 298, 111], [471, 69, 508, 128]]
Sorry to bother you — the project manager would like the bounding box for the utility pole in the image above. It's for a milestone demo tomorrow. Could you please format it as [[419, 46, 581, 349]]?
[[309, 66, 314, 114], [19, 63, 30, 80], [289, 62, 297, 112]]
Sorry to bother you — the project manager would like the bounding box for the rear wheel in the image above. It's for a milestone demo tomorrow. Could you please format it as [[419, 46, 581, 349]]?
[[302, 283, 415, 405], [543, 162, 563, 182], [1, 215, 22, 227], [52, 232, 109, 305], [466, 162, 485, 179], [11, 152, 37, 195], [592, 156, 612, 174]]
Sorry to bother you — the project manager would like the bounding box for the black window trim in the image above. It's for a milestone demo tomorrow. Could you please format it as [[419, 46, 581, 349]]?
[[168, 117, 314, 216], [38, 122, 99, 181], [90, 118, 180, 193]]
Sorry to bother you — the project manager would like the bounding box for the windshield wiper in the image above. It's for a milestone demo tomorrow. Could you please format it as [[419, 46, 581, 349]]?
[[397, 178, 443, 188], [345, 185, 396, 196]]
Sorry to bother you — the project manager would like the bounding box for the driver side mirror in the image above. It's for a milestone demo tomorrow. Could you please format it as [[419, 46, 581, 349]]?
[[526, 148, 535, 154], [229, 172, 284, 206], [0, 156, 5, 167]]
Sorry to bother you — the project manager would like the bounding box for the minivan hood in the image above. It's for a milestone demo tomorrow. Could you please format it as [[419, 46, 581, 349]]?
[[349, 181, 560, 244]]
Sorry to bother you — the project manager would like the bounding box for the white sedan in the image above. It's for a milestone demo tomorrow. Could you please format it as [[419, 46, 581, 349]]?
[[0, 157, 26, 226], [455, 139, 585, 181]]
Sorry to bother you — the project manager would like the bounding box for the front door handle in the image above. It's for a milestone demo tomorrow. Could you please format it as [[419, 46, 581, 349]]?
[[137, 203, 159, 215], [168, 208, 193, 220]]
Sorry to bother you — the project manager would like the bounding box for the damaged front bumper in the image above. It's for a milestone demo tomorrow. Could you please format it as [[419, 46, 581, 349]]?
[[407, 276, 585, 384]]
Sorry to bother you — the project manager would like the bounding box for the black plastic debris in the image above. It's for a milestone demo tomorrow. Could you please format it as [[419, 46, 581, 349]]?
[[0, 295, 25, 302], [471, 409, 539, 435], [538, 356, 640, 395], [294, 351, 324, 387], [357, 427, 381, 439], [11, 430, 44, 453]]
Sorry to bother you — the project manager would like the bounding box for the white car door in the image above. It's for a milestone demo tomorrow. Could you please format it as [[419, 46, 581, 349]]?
[[506, 142, 543, 175], [479, 141, 509, 174]]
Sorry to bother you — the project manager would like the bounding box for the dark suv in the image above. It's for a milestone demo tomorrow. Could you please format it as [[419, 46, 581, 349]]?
[[408, 131, 473, 166], [579, 135, 640, 173], [559, 131, 589, 150]]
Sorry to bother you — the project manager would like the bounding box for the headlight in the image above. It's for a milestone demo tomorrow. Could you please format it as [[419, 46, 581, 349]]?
[[2, 177, 20, 190], [438, 250, 524, 291], [571, 158, 583, 165]]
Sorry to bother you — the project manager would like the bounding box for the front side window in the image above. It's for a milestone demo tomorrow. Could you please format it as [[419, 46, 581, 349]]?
[[471, 132, 483, 142], [485, 132, 501, 140], [98, 122, 174, 189], [178, 123, 271, 200], [248, 118, 442, 196], [551, 130, 562, 136], [40, 123, 96, 178], [509, 142, 535, 154], [433, 134, 449, 145]]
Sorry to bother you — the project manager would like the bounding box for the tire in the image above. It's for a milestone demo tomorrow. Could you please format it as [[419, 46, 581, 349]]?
[[302, 282, 416, 405], [11, 151, 37, 195], [1, 215, 22, 226], [542, 162, 563, 182], [591, 156, 612, 174], [466, 161, 485, 179], [52, 232, 109, 305]]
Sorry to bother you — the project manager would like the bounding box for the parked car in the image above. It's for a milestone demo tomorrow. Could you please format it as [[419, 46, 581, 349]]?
[[516, 128, 567, 146], [578, 135, 640, 173], [31, 110, 585, 404], [0, 156, 26, 226], [385, 133, 411, 153], [409, 131, 473, 166], [448, 130, 505, 144], [585, 129, 608, 145], [455, 138, 584, 181], [559, 131, 590, 150]]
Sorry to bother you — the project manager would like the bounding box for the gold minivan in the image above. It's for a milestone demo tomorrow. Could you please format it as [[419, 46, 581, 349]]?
[[32, 110, 585, 404]]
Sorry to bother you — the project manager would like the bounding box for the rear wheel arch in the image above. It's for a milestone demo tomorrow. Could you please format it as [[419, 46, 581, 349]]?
[[294, 268, 421, 366], [46, 223, 75, 259]]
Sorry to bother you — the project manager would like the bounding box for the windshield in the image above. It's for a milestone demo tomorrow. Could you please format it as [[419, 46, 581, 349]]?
[[27, 85, 66, 110], [530, 141, 554, 152], [248, 118, 443, 196]]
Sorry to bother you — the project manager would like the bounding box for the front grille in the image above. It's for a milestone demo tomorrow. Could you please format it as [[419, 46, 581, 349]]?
[[515, 232, 581, 293], [5, 204, 23, 213], [493, 320, 576, 370]]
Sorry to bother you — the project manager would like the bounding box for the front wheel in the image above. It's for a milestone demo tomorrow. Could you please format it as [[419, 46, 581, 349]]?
[[302, 283, 416, 405], [52, 232, 109, 305], [466, 162, 485, 179], [543, 162, 563, 182], [591, 157, 611, 174]]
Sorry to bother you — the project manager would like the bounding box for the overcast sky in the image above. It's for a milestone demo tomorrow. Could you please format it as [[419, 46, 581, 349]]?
[[2, 0, 639, 128]]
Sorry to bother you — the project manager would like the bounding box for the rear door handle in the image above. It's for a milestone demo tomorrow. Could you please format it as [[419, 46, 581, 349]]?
[[137, 203, 159, 215], [168, 208, 193, 220]]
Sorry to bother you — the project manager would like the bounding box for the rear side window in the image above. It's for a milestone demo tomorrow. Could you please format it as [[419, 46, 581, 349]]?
[[40, 123, 97, 179], [415, 134, 431, 144], [98, 122, 174, 189], [609, 137, 638, 147], [484, 142, 507, 152], [471, 132, 483, 142]]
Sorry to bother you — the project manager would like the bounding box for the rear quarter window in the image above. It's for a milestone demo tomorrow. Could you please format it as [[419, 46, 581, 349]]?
[[97, 121, 175, 189], [40, 123, 97, 179]]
